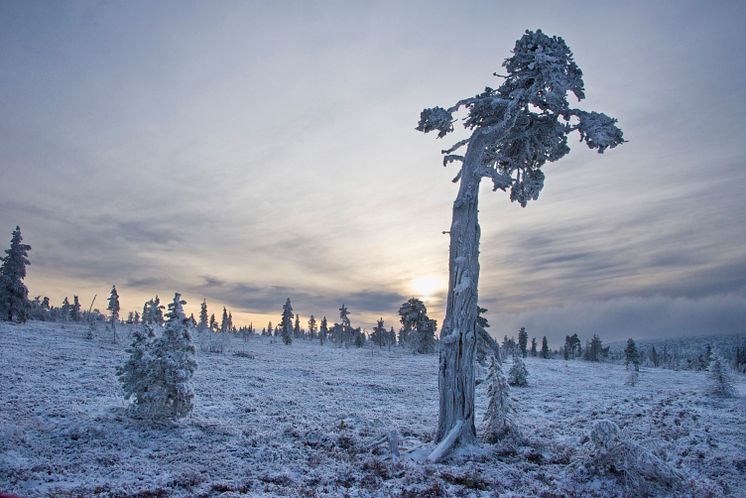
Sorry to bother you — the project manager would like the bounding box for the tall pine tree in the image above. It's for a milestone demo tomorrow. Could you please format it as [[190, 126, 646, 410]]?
[[0, 226, 32, 322], [281, 298, 293, 345]]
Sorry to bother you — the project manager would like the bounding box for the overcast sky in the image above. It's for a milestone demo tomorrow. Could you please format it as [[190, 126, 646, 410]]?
[[1, 0, 744, 345]]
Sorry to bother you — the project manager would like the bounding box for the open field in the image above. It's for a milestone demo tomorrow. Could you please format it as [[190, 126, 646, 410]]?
[[1, 322, 744, 497]]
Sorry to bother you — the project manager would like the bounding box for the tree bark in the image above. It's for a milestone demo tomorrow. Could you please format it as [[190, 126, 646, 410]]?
[[435, 130, 486, 447]]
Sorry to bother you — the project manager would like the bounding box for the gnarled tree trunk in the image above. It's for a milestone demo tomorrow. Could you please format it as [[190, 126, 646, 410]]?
[[435, 130, 486, 448]]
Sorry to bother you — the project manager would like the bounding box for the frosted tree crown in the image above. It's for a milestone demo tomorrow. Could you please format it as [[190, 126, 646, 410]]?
[[417, 29, 625, 206]]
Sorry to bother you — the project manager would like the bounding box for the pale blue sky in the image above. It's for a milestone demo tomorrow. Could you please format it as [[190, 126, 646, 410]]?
[[1, 1, 744, 344]]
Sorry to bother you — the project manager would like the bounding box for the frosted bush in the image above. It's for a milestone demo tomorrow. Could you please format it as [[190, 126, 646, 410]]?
[[508, 354, 528, 387], [581, 419, 683, 495]]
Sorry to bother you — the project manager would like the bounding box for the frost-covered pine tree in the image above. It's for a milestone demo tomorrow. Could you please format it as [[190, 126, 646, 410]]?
[[370, 317, 388, 348], [707, 352, 736, 397], [508, 352, 529, 387], [152, 295, 164, 325], [416, 29, 623, 453], [517, 327, 528, 358], [117, 324, 155, 410], [622, 338, 641, 386], [624, 338, 640, 371], [530, 337, 537, 357], [319, 316, 328, 345], [339, 304, 351, 347], [541, 336, 550, 359], [398, 298, 436, 353], [220, 306, 229, 333], [482, 355, 514, 443], [0, 226, 32, 322], [107, 285, 120, 343], [134, 293, 197, 421], [307, 315, 317, 340], [199, 299, 208, 331], [281, 298, 293, 345], [143, 296, 164, 325], [60, 297, 71, 322], [71, 295, 82, 322]]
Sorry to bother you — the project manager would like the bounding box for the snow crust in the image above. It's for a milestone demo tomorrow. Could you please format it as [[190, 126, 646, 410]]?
[[1, 322, 744, 497]]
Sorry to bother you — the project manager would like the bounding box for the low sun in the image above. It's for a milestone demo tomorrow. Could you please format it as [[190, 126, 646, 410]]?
[[411, 275, 444, 299]]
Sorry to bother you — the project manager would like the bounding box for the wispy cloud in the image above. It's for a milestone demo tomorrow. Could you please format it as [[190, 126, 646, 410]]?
[[1, 1, 745, 337]]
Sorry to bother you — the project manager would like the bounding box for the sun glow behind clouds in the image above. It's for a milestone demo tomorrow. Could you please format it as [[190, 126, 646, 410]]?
[[411, 275, 445, 300]]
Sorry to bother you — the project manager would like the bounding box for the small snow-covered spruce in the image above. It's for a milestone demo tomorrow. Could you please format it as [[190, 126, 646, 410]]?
[[530, 337, 537, 357], [508, 352, 528, 387], [61, 297, 71, 321], [107, 285, 120, 343], [625, 369, 639, 387], [117, 324, 155, 410], [199, 299, 208, 331], [707, 352, 736, 398], [624, 338, 641, 386], [624, 338, 640, 371], [370, 317, 388, 348], [135, 293, 197, 422], [417, 30, 623, 450], [281, 298, 293, 345], [151, 295, 164, 325], [482, 355, 515, 443], [0, 226, 32, 322]]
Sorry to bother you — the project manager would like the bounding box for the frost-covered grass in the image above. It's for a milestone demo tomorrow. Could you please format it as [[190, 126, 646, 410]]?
[[1, 322, 744, 497]]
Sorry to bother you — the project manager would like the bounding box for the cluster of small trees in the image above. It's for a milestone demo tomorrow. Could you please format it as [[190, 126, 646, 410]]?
[[500, 328, 551, 362], [27, 295, 108, 323], [559, 333, 610, 362], [258, 296, 438, 353]]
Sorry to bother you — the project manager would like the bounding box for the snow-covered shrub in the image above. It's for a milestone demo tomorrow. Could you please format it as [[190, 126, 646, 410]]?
[[208, 330, 226, 353], [580, 419, 683, 495], [117, 293, 197, 422], [482, 355, 515, 442], [707, 352, 736, 397], [624, 369, 639, 387], [508, 354, 528, 387]]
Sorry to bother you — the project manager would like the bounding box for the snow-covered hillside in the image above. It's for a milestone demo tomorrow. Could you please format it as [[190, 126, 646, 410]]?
[[1, 322, 744, 497]]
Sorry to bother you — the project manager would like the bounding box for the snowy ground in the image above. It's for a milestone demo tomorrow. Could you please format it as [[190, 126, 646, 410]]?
[[1, 322, 744, 497]]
